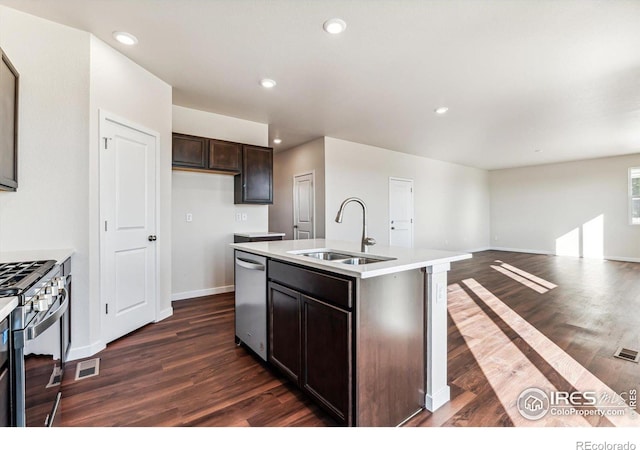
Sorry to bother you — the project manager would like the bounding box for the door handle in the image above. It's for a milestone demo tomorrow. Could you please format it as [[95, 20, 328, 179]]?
[[293, 225, 298, 229], [148, 235, 157, 242], [391, 227, 395, 230]]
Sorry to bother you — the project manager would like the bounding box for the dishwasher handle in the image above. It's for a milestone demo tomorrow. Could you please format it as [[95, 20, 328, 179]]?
[[235, 257, 265, 271]]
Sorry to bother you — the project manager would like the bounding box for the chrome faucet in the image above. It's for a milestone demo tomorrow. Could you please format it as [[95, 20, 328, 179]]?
[[335, 197, 376, 253]]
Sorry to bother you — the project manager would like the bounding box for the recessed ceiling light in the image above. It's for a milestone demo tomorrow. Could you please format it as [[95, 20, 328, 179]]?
[[273, 138, 282, 144], [534, 149, 543, 153], [323, 18, 347, 34], [112, 31, 138, 46], [434, 106, 449, 115], [260, 78, 277, 88]]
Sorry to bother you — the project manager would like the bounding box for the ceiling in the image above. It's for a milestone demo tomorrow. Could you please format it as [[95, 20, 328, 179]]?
[[2, 0, 640, 170]]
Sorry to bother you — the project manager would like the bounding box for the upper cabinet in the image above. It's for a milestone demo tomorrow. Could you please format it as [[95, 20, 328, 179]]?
[[0, 47, 19, 192], [172, 132, 273, 204], [208, 139, 241, 173], [172, 133, 241, 174], [235, 145, 273, 204], [172, 133, 206, 169]]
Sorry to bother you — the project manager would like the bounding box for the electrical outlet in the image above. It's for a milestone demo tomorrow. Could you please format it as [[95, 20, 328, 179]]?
[[242, 213, 248, 221], [235, 213, 242, 222], [185, 213, 193, 222]]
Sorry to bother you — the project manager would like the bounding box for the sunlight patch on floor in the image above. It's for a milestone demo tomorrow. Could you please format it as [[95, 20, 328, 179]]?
[[490, 265, 549, 294], [447, 282, 588, 426], [459, 278, 639, 427], [494, 260, 558, 290]]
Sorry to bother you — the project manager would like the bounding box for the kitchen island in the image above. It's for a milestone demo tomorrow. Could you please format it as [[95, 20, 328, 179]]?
[[230, 238, 471, 426]]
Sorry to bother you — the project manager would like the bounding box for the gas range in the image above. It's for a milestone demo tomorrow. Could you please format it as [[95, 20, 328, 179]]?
[[0, 260, 56, 297], [0, 260, 63, 330], [0, 259, 70, 426]]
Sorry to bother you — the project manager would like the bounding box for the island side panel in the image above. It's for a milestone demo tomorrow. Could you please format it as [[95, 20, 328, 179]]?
[[355, 269, 425, 427], [424, 263, 451, 411]]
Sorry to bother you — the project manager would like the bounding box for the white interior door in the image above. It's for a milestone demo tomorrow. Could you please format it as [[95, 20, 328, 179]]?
[[389, 177, 414, 248], [293, 173, 314, 239], [100, 113, 158, 345]]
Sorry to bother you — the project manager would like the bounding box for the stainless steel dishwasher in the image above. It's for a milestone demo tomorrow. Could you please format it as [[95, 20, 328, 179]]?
[[234, 250, 267, 361]]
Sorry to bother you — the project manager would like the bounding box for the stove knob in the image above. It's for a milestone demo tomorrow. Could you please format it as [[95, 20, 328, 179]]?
[[48, 284, 59, 296], [34, 294, 50, 311], [53, 277, 66, 289]]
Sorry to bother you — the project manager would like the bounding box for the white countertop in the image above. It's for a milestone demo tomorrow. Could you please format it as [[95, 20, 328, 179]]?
[[230, 239, 471, 279], [0, 248, 75, 265], [0, 296, 18, 322], [234, 231, 286, 238]]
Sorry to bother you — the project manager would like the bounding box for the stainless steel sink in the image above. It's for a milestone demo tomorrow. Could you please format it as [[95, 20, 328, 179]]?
[[339, 257, 388, 265], [290, 249, 396, 265], [300, 251, 353, 261]]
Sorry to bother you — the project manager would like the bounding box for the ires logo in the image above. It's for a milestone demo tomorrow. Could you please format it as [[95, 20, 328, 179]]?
[[517, 388, 634, 420], [549, 391, 597, 406]]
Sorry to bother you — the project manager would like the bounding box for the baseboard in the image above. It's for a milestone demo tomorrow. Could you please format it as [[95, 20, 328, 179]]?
[[603, 255, 640, 263], [465, 246, 491, 253], [425, 385, 451, 412], [489, 246, 553, 255], [156, 306, 173, 322], [66, 340, 106, 362], [489, 247, 640, 263], [171, 285, 235, 301]]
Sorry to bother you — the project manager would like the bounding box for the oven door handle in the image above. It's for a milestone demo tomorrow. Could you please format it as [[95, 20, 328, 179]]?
[[26, 289, 69, 341]]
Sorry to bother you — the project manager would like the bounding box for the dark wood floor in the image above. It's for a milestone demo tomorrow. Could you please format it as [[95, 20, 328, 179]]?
[[59, 251, 640, 427]]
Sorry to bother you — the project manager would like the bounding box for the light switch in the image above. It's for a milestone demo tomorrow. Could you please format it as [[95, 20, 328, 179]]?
[[186, 213, 193, 223], [235, 213, 242, 222], [241, 213, 248, 221]]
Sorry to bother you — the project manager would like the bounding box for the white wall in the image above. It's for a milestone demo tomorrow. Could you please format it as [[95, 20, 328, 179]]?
[[490, 154, 640, 261], [324, 137, 490, 252], [0, 7, 92, 352], [270, 137, 326, 239], [87, 36, 173, 357], [171, 105, 268, 299]]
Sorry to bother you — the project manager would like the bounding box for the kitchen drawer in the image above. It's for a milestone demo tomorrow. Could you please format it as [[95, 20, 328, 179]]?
[[268, 260, 353, 309]]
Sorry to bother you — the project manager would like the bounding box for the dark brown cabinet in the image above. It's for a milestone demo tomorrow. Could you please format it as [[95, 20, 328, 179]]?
[[208, 139, 241, 172], [172, 133, 206, 169], [172, 133, 241, 174], [234, 145, 273, 204], [0, 47, 19, 192], [172, 133, 272, 204], [268, 282, 301, 383], [268, 261, 353, 425], [301, 295, 352, 423]]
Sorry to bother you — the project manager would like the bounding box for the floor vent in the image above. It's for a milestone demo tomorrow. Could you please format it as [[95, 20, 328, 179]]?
[[614, 347, 640, 363], [75, 358, 101, 381]]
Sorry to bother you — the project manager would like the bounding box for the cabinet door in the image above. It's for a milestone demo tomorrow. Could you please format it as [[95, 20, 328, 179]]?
[[301, 295, 352, 424], [236, 145, 273, 204], [268, 282, 301, 383], [172, 133, 206, 169], [0, 49, 18, 191], [208, 139, 241, 172]]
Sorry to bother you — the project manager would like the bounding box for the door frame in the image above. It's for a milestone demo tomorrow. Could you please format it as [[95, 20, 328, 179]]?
[[292, 171, 315, 240], [388, 177, 414, 247], [98, 109, 161, 344]]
